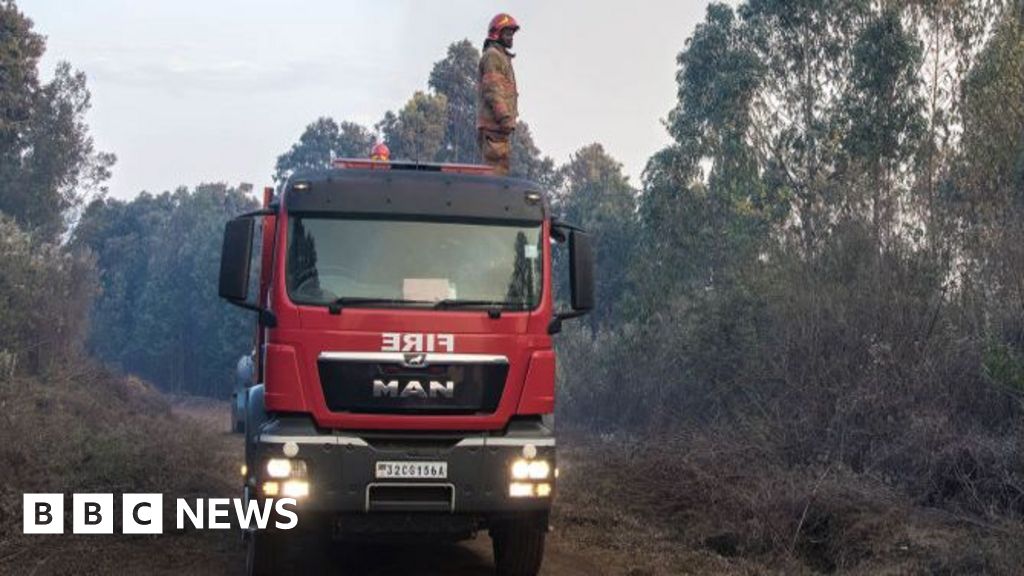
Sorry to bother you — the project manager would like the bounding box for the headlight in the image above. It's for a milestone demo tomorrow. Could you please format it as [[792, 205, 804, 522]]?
[[282, 480, 310, 498], [509, 482, 535, 497], [262, 481, 280, 496], [265, 458, 307, 479], [511, 458, 550, 480], [509, 457, 553, 497], [266, 459, 292, 478], [528, 460, 550, 480], [511, 459, 531, 480]]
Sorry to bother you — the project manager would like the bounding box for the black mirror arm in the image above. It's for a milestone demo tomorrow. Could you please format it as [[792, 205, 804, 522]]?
[[550, 219, 585, 243], [547, 309, 588, 335], [226, 298, 278, 328]]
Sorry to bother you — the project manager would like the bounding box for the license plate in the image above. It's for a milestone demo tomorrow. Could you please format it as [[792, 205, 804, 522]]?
[[374, 461, 448, 479]]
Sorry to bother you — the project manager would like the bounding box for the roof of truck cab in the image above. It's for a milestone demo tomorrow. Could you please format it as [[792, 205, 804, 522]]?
[[277, 167, 549, 223]]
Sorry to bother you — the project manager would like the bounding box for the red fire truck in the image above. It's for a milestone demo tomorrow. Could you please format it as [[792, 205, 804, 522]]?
[[218, 159, 594, 575]]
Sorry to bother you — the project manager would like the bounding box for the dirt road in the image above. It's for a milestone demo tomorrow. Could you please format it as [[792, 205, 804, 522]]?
[[3, 398, 648, 575], [8, 389, 1020, 575]]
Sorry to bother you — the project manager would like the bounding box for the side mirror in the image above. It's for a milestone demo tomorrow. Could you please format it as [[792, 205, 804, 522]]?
[[219, 217, 254, 301], [218, 215, 277, 326], [548, 223, 595, 334], [569, 230, 595, 312]]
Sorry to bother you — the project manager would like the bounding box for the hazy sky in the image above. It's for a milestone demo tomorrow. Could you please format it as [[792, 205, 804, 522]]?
[[21, 1, 712, 199]]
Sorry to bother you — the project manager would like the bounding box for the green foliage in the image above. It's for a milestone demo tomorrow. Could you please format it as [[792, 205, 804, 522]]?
[[637, 2, 779, 311], [0, 2, 114, 240], [553, 144, 637, 326], [429, 39, 481, 163], [278, 40, 559, 185], [274, 117, 375, 181], [957, 6, 1023, 212], [509, 121, 559, 188], [559, 1, 1024, 531], [0, 1, 104, 379], [75, 185, 257, 396], [983, 342, 1024, 393], [668, 3, 763, 174], [842, 8, 925, 169], [0, 0, 43, 149], [0, 215, 97, 374], [379, 91, 448, 162]]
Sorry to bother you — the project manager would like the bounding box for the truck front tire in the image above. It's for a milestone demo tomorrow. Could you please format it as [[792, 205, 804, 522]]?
[[246, 530, 285, 576], [491, 515, 547, 576], [246, 521, 330, 576]]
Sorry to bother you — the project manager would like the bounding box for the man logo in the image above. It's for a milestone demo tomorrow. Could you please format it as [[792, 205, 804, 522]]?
[[402, 353, 428, 368], [373, 379, 455, 399]]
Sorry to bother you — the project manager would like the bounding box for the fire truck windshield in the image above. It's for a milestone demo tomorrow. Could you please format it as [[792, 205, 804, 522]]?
[[285, 217, 543, 310]]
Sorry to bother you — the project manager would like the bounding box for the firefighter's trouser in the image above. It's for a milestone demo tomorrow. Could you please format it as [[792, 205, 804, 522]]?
[[478, 129, 512, 176]]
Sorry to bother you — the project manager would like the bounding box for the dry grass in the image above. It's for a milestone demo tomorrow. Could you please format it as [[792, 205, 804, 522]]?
[[4, 363, 1022, 574], [0, 364, 241, 575], [552, 428, 1024, 575]]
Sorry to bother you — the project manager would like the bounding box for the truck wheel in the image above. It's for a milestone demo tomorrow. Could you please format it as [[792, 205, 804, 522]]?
[[246, 531, 284, 576], [247, 528, 328, 576], [491, 515, 547, 576]]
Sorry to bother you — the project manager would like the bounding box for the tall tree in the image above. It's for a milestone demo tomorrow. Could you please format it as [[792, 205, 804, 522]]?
[[0, 1, 114, 240], [840, 7, 926, 241], [0, 214, 96, 373], [275, 118, 375, 181], [555, 144, 637, 326], [0, 0, 106, 376], [950, 4, 1024, 334], [0, 0, 42, 154], [510, 121, 560, 189], [74, 193, 174, 370], [379, 91, 448, 162], [429, 39, 481, 164], [638, 3, 771, 302], [741, 0, 870, 251], [75, 186, 257, 396]]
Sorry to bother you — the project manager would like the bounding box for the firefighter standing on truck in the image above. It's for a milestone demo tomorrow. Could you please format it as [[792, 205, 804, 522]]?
[[477, 13, 519, 175]]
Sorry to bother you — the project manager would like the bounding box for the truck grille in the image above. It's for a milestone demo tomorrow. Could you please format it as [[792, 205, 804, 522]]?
[[317, 358, 508, 415]]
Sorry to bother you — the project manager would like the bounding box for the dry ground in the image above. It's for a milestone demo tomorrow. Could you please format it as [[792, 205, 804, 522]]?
[[3, 374, 1021, 575], [0, 395, 634, 575]]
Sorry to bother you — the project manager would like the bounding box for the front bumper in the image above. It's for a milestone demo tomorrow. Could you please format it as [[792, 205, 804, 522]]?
[[247, 416, 555, 517]]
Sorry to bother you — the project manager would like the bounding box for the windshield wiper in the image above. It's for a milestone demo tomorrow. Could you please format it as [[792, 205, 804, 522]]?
[[433, 299, 526, 318], [328, 297, 431, 315]]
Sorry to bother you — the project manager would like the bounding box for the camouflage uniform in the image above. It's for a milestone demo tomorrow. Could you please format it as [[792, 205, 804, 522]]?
[[477, 42, 518, 175]]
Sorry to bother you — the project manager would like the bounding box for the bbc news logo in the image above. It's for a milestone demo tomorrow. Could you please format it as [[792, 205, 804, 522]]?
[[23, 494, 298, 534]]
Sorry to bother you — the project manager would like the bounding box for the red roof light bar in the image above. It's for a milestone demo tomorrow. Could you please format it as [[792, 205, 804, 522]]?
[[332, 158, 495, 176]]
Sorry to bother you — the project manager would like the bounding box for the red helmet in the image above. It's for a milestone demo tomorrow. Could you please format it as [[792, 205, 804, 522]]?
[[370, 142, 390, 161], [487, 13, 519, 41]]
